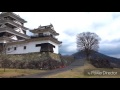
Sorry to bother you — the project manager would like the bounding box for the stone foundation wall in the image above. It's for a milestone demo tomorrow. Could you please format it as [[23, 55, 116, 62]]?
[[0, 52, 62, 70], [48, 52, 61, 62], [8, 52, 61, 62]]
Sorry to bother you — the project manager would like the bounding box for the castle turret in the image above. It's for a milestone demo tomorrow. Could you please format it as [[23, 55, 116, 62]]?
[[30, 24, 62, 53], [0, 12, 30, 52], [0, 13, 62, 55], [0, 12, 30, 42]]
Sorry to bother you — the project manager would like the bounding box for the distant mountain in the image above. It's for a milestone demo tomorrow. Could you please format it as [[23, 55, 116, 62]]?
[[72, 51, 120, 68]]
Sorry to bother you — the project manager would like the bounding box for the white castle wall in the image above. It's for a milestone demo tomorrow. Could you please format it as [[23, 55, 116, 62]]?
[[15, 27, 24, 34], [6, 40, 59, 54], [11, 35, 18, 40], [48, 41, 59, 54], [33, 32, 56, 37], [0, 40, 8, 43]]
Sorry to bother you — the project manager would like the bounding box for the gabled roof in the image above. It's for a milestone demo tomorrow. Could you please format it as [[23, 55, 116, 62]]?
[[0, 19, 29, 30], [30, 28, 59, 35], [30, 24, 59, 35], [0, 12, 27, 23], [0, 36, 16, 42], [0, 27, 30, 39], [7, 36, 62, 45]]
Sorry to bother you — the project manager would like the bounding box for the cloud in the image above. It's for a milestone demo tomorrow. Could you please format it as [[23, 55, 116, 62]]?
[[99, 39, 120, 58], [112, 12, 120, 19], [91, 23, 105, 29], [59, 42, 77, 55], [12, 12, 120, 58], [63, 29, 77, 36]]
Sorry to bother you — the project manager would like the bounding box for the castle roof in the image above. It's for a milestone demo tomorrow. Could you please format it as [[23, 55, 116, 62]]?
[[30, 24, 59, 36], [0, 36, 16, 42], [7, 36, 62, 45], [0, 19, 29, 30], [0, 27, 30, 39], [0, 12, 27, 23]]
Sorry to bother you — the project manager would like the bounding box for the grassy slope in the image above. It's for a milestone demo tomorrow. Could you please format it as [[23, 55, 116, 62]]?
[[44, 63, 120, 78], [0, 68, 46, 78]]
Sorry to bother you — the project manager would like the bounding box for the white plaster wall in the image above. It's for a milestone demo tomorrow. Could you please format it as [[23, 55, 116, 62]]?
[[6, 40, 59, 54], [43, 32, 51, 36], [0, 40, 8, 43], [11, 35, 18, 40], [6, 41, 46, 54], [43, 32, 56, 37], [0, 40, 5, 43], [0, 24, 6, 28], [33, 32, 56, 37], [15, 28, 24, 34], [14, 21, 22, 26], [6, 40, 60, 54], [33, 32, 51, 36], [34, 33, 38, 36], [48, 41, 59, 54]]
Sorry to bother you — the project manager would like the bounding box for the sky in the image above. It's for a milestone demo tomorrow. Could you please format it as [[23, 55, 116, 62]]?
[[10, 12, 120, 58]]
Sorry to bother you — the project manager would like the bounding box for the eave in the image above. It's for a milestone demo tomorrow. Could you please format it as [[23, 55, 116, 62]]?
[[7, 36, 62, 45], [0, 28, 30, 39], [0, 36, 16, 42], [0, 19, 29, 30], [0, 12, 27, 23], [30, 28, 59, 36]]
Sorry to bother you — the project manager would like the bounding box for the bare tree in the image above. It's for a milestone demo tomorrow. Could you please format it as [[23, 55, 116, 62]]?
[[77, 32, 101, 61], [0, 43, 7, 72], [2, 43, 7, 72]]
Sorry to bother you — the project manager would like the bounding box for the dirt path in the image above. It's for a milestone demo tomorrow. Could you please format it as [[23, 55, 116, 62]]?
[[18, 59, 84, 78]]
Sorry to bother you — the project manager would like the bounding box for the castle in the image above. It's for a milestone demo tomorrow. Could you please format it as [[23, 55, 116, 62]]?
[[0, 12, 62, 55]]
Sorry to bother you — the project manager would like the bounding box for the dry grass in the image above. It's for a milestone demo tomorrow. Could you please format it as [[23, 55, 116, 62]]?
[[0, 68, 46, 78], [44, 63, 120, 78], [1, 63, 120, 78]]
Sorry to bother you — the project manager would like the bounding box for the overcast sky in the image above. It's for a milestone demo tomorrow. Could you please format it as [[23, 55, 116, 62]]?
[[13, 12, 120, 58]]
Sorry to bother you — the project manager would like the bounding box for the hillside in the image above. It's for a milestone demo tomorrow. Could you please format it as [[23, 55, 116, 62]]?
[[72, 51, 120, 68], [44, 61, 120, 78]]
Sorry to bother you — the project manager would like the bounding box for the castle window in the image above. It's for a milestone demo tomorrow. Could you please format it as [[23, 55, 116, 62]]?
[[39, 33, 43, 37], [36, 44, 41, 47], [8, 48, 10, 51], [4, 17, 7, 20], [14, 47, 17, 50], [24, 46, 26, 50]]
